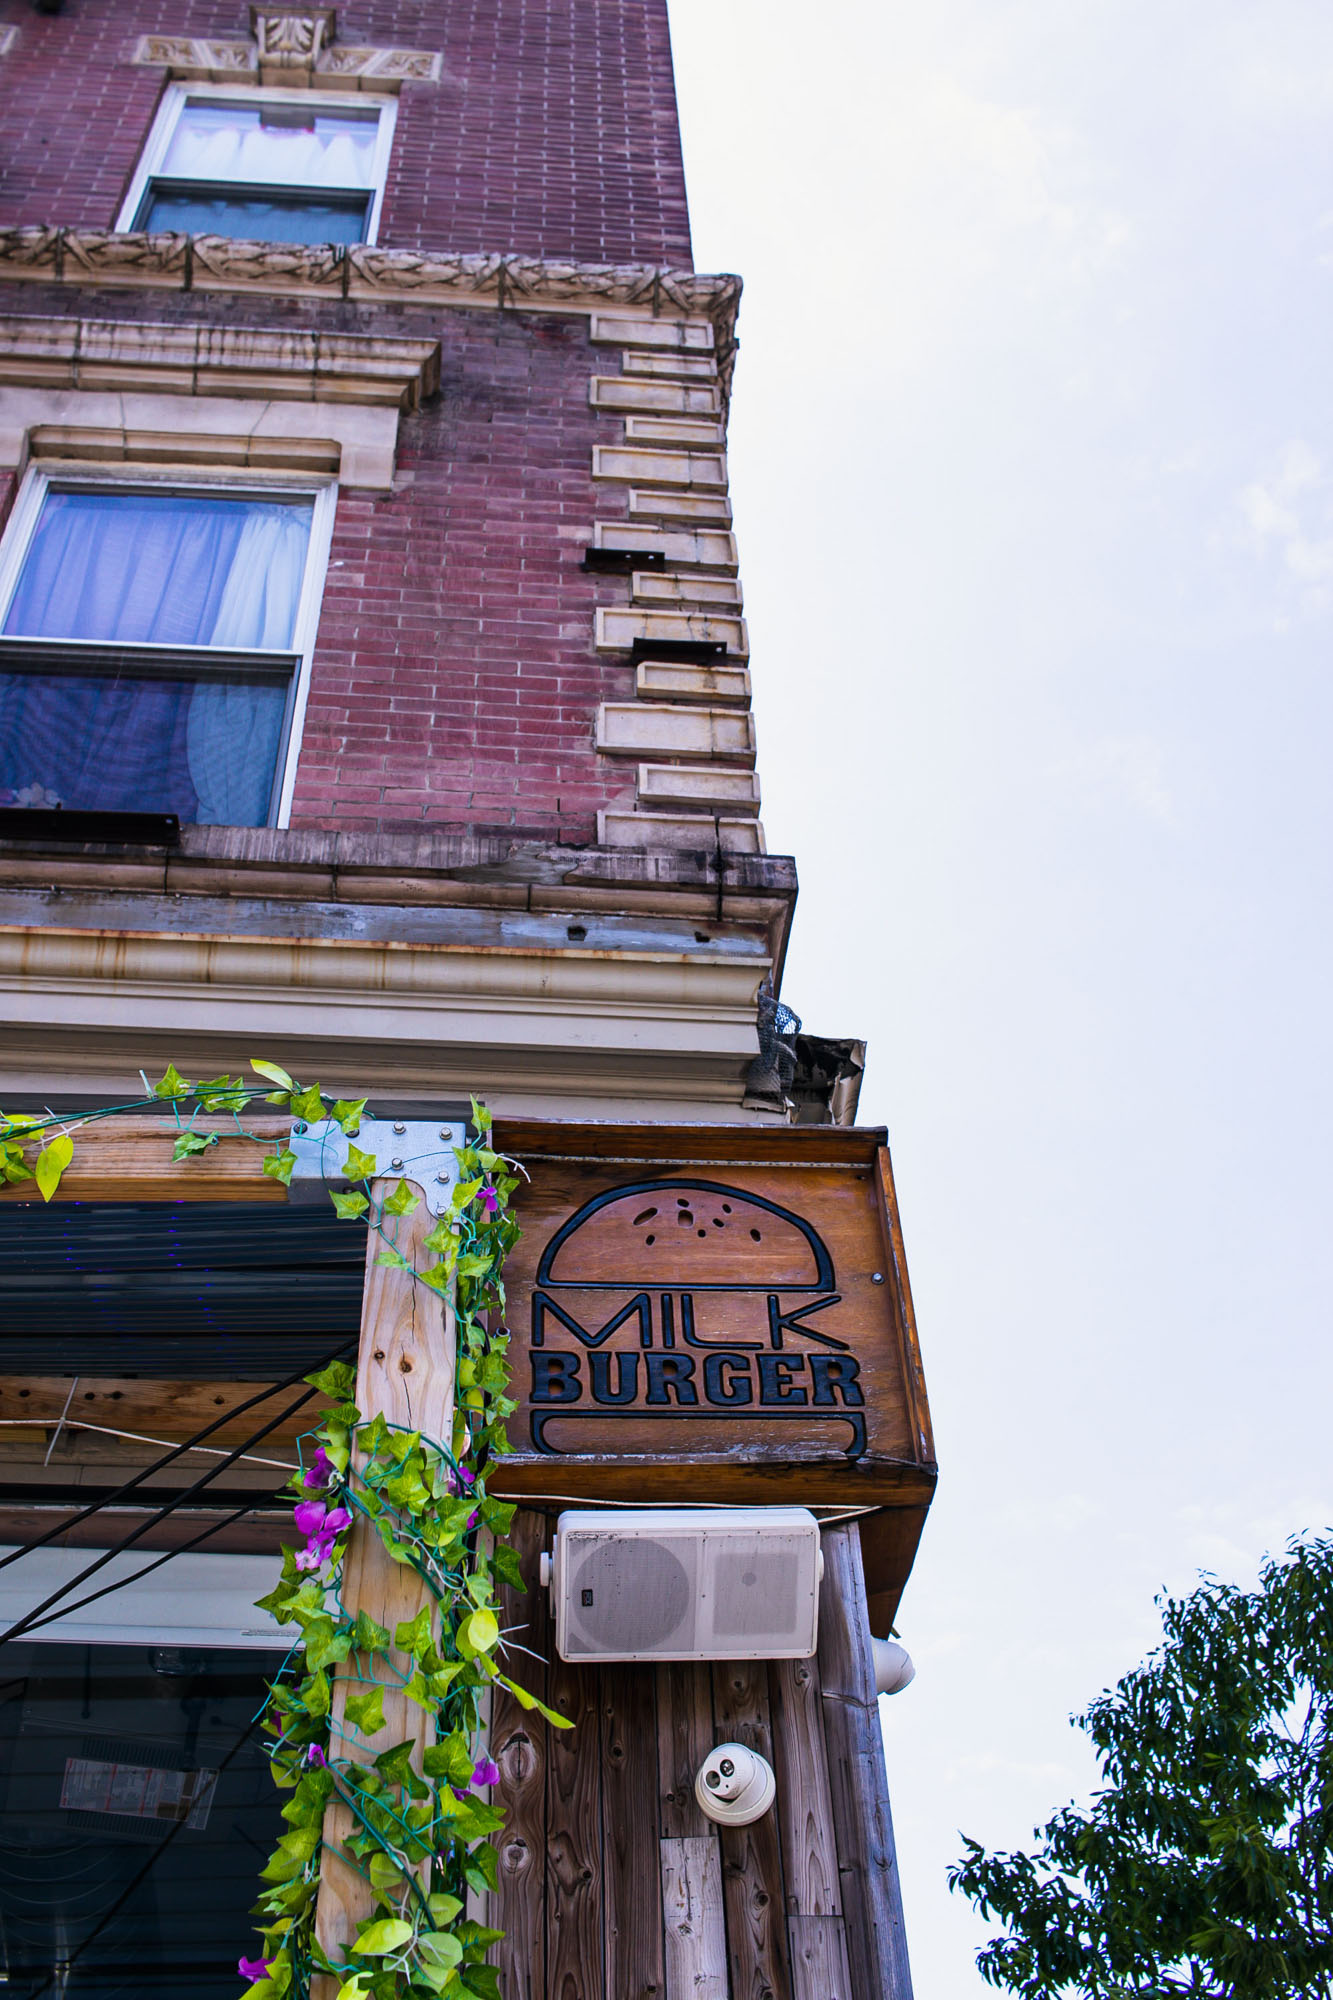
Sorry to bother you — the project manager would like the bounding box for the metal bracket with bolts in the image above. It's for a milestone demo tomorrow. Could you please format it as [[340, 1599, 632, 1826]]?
[[287, 1116, 466, 1216]]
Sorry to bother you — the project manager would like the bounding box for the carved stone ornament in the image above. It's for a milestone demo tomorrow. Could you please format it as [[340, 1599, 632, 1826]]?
[[249, 8, 336, 65], [0, 229, 742, 402], [130, 29, 443, 87]]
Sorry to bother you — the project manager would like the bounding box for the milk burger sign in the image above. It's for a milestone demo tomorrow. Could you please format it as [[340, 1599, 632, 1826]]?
[[529, 1177, 868, 1456], [492, 1121, 937, 1615]]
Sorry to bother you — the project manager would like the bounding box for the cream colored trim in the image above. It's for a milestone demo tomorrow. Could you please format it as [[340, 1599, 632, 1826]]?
[[593, 522, 738, 571], [595, 607, 750, 659], [631, 571, 743, 611], [0, 314, 439, 410], [26, 425, 341, 477], [596, 703, 757, 764], [0, 924, 770, 1109], [637, 764, 761, 811], [635, 660, 752, 706], [598, 810, 766, 856], [0, 28, 16, 58], [589, 376, 720, 417], [0, 388, 401, 488]]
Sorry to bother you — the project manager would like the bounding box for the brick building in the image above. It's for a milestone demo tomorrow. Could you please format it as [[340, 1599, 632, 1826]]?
[[0, 6, 929, 1997]]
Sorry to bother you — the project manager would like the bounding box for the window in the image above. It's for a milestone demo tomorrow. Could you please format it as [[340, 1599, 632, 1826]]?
[[117, 85, 396, 246], [0, 475, 335, 827]]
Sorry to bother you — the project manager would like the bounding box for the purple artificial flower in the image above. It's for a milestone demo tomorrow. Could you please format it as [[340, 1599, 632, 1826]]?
[[293, 1542, 324, 1573], [479, 1183, 500, 1214], [452, 1786, 470, 1802], [305, 1743, 328, 1767], [472, 1756, 500, 1789], [457, 1464, 476, 1487], [466, 1510, 479, 1530], [324, 1506, 352, 1536], [302, 1445, 333, 1489], [238, 1955, 273, 1980], [293, 1497, 328, 1539]]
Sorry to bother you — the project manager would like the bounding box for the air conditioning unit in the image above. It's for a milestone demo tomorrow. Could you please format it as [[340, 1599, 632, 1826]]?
[[540, 1507, 823, 1663]]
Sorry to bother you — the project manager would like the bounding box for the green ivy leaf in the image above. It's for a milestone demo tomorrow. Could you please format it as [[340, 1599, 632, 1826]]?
[[329, 1188, 370, 1220], [494, 1672, 574, 1729], [330, 1098, 368, 1135], [290, 1083, 326, 1123], [354, 1918, 413, 1955], [343, 1685, 385, 1736], [352, 1609, 390, 1653], [343, 1143, 377, 1182], [394, 1605, 434, 1658], [382, 1179, 420, 1217], [374, 1247, 413, 1272], [455, 1607, 499, 1660], [153, 1062, 192, 1099], [172, 1129, 217, 1161], [427, 1893, 464, 1927], [263, 1148, 298, 1187], [251, 1058, 295, 1092], [418, 1932, 464, 1970], [34, 1132, 73, 1202]]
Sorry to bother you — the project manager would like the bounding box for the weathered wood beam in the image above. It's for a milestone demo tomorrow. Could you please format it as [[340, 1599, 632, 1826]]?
[[0, 1113, 293, 1202], [817, 1523, 914, 2000], [312, 1188, 454, 1993]]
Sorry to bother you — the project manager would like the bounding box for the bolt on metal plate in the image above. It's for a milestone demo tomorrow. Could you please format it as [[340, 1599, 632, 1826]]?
[[287, 1117, 466, 1215]]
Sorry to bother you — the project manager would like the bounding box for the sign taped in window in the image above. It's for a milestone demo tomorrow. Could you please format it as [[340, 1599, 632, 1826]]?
[[60, 1755, 217, 1829]]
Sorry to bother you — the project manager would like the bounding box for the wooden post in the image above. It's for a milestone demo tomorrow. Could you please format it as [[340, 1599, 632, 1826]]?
[[312, 1187, 455, 1992], [817, 1523, 914, 2000]]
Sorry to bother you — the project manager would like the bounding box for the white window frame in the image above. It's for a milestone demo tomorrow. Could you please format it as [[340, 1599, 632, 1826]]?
[[115, 81, 398, 246], [0, 463, 337, 829]]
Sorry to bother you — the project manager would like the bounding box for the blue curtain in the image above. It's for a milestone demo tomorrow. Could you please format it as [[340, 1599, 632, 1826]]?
[[0, 492, 312, 825]]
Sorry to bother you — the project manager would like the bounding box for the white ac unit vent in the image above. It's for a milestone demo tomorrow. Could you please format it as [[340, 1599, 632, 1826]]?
[[543, 1508, 823, 1663]]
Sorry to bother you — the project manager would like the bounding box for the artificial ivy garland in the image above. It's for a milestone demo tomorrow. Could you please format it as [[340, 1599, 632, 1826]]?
[[0, 1062, 565, 2000]]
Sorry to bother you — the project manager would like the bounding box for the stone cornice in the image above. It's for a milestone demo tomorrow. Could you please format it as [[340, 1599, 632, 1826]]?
[[0, 229, 742, 400], [0, 313, 441, 409]]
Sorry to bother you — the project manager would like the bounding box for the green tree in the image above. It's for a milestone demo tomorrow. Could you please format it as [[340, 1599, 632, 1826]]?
[[950, 1536, 1333, 1997]]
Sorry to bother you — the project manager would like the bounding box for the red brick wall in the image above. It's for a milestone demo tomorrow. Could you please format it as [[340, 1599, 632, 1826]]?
[[0, 0, 693, 268], [0, 283, 642, 843]]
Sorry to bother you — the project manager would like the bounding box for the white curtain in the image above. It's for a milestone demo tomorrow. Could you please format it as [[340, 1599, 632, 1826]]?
[[2, 492, 313, 826]]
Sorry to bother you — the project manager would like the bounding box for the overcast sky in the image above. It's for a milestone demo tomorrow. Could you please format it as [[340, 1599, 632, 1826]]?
[[668, 3, 1333, 1990]]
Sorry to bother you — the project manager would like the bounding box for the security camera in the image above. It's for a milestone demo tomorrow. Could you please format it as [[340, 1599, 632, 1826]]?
[[694, 1741, 776, 1826], [871, 1637, 915, 1695]]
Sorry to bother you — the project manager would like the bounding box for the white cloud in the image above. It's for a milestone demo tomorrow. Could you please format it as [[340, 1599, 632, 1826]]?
[[1238, 440, 1333, 603]]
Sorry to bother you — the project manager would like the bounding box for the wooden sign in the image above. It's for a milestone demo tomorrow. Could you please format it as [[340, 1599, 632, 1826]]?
[[492, 1123, 935, 1516]]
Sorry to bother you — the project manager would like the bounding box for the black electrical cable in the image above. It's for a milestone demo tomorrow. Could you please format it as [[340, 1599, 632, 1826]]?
[[12, 1497, 260, 1637], [0, 1374, 337, 1648], [0, 1336, 356, 1575]]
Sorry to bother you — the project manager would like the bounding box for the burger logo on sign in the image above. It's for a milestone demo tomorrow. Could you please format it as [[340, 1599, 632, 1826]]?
[[527, 1177, 866, 1458]]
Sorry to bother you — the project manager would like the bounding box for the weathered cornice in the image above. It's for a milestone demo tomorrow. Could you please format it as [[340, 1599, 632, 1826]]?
[[0, 313, 440, 408], [0, 229, 742, 400]]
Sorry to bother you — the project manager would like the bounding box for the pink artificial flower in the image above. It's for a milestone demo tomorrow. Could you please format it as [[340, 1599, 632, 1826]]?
[[238, 1954, 273, 1980], [293, 1543, 324, 1572], [305, 1743, 328, 1767], [293, 1497, 328, 1539], [302, 1446, 333, 1489], [479, 1184, 500, 1213], [472, 1756, 500, 1788]]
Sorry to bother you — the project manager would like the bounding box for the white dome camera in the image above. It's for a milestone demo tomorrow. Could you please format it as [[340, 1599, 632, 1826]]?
[[694, 1741, 776, 1826]]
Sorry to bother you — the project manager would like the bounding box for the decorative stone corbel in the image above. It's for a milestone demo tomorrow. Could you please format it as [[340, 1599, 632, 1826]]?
[[248, 8, 337, 69]]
